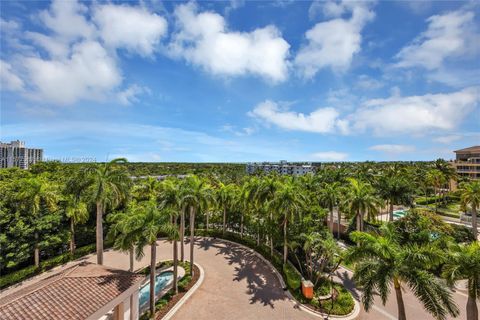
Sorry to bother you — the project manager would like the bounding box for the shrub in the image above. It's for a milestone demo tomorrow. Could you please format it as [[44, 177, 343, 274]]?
[[283, 264, 301, 290]]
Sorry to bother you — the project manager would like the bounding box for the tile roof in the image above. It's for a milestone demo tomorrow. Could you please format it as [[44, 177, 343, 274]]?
[[0, 262, 144, 320], [454, 146, 480, 153]]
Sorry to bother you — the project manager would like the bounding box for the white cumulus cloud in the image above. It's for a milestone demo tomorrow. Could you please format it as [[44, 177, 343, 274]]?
[[168, 2, 290, 82], [350, 87, 479, 135], [23, 41, 122, 105], [249, 100, 349, 134], [395, 9, 477, 70], [93, 4, 168, 56], [295, 1, 375, 78], [1, 0, 168, 105]]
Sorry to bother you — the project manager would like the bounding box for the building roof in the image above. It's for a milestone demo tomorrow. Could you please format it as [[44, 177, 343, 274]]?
[[454, 146, 480, 153], [0, 262, 144, 320]]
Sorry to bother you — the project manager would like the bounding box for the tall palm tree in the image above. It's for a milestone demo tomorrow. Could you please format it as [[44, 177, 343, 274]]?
[[128, 201, 175, 319], [442, 242, 480, 320], [377, 175, 413, 221], [216, 182, 238, 236], [158, 178, 182, 294], [459, 180, 480, 239], [252, 176, 280, 255], [64, 172, 91, 255], [426, 169, 446, 214], [346, 225, 459, 320], [17, 177, 58, 268], [319, 182, 341, 235], [85, 158, 131, 265], [268, 178, 304, 265], [180, 175, 213, 275], [345, 178, 380, 232], [64, 195, 88, 255]]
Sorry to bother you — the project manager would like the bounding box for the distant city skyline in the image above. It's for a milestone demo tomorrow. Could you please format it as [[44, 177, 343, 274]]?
[[1, 0, 479, 162]]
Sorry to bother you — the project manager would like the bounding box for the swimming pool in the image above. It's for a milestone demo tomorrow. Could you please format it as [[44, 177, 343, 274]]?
[[139, 271, 174, 308], [393, 210, 407, 219]]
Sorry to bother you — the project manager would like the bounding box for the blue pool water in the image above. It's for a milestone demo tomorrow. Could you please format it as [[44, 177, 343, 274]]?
[[139, 271, 174, 308], [393, 210, 407, 218]]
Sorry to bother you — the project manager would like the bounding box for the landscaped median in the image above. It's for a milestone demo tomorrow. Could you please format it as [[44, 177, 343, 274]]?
[[196, 229, 359, 319]]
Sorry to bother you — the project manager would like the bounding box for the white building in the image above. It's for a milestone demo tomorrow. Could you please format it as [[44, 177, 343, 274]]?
[[0, 140, 43, 169], [246, 161, 314, 176]]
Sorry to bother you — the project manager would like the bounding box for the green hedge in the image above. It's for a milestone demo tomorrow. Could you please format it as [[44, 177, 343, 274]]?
[[283, 264, 301, 290], [0, 244, 96, 289]]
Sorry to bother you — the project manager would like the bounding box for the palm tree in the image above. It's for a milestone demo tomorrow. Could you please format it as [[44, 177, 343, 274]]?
[[345, 178, 380, 232], [426, 169, 446, 214], [252, 176, 280, 255], [64, 172, 91, 255], [216, 182, 237, 236], [442, 242, 480, 320], [158, 178, 182, 294], [268, 178, 304, 265], [346, 225, 459, 320], [319, 182, 341, 236], [85, 158, 131, 265], [180, 175, 213, 275], [129, 201, 175, 319], [459, 180, 480, 239], [377, 175, 413, 221], [17, 177, 58, 268], [64, 195, 89, 255]]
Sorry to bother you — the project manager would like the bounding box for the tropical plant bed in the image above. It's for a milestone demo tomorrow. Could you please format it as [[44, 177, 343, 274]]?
[[139, 260, 200, 320], [292, 282, 355, 316]]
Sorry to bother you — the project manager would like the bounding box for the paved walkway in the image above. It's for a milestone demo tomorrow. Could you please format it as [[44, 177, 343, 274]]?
[[85, 237, 475, 320]]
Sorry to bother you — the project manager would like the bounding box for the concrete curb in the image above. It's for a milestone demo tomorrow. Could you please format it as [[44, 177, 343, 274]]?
[[214, 237, 360, 320], [161, 262, 205, 320]]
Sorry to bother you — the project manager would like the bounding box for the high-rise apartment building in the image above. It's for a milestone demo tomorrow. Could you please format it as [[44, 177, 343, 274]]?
[[0, 140, 43, 169]]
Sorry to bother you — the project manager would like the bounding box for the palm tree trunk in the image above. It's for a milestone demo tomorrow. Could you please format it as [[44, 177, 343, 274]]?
[[434, 187, 438, 213], [394, 278, 406, 320], [206, 211, 209, 232], [329, 207, 334, 234], [241, 212, 244, 238], [270, 212, 273, 256], [466, 291, 478, 320], [34, 231, 40, 268], [283, 216, 288, 265], [389, 201, 394, 222], [356, 210, 361, 232], [173, 237, 178, 294], [223, 208, 226, 235], [189, 206, 195, 276], [472, 207, 478, 240], [70, 218, 75, 255], [96, 201, 103, 265], [129, 246, 134, 272], [149, 242, 156, 319], [337, 209, 341, 239], [180, 208, 185, 262]]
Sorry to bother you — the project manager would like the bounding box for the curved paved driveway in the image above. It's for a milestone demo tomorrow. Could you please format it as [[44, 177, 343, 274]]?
[[171, 237, 318, 320]]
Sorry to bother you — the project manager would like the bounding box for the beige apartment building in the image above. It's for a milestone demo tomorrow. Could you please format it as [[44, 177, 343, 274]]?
[[450, 146, 480, 190]]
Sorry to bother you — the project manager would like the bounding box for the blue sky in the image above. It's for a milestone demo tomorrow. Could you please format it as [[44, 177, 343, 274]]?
[[1, 0, 479, 162]]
